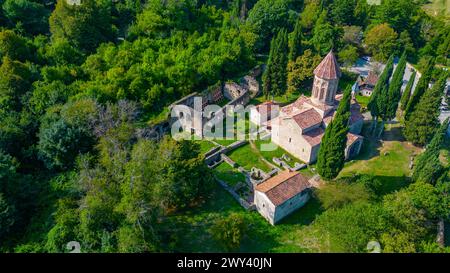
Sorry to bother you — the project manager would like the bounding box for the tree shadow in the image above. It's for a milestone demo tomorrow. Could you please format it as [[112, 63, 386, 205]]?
[[381, 121, 406, 142]]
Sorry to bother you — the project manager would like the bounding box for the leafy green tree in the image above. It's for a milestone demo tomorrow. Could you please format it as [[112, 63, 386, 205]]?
[[210, 213, 247, 252], [2, 0, 50, 35], [338, 45, 359, 67], [28, 81, 71, 116], [0, 30, 31, 61], [404, 75, 447, 146], [299, 1, 320, 31], [44, 38, 84, 65], [364, 24, 398, 62], [314, 202, 387, 252], [400, 70, 416, 112], [330, 0, 357, 26], [317, 88, 351, 180], [374, 0, 418, 35], [0, 57, 32, 111], [311, 10, 338, 55], [404, 59, 434, 120], [381, 230, 416, 253], [49, 0, 113, 52], [287, 49, 322, 94], [246, 0, 289, 51], [37, 118, 93, 170], [412, 119, 448, 184], [386, 52, 407, 121]]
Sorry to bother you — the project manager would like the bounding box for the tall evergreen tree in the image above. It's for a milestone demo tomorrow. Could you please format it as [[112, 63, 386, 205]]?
[[412, 118, 449, 184], [367, 54, 394, 134], [386, 52, 407, 121], [289, 17, 303, 62], [317, 88, 352, 180], [262, 37, 275, 98], [400, 70, 416, 112], [404, 59, 435, 120], [262, 29, 288, 98], [404, 75, 447, 146]]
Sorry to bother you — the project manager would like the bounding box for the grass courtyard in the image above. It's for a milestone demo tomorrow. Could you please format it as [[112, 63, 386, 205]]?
[[174, 121, 425, 253]]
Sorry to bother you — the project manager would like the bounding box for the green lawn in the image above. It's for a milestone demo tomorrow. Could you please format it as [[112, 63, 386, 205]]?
[[195, 140, 218, 154], [339, 128, 420, 194], [213, 162, 246, 187], [356, 94, 370, 110], [227, 142, 273, 172]]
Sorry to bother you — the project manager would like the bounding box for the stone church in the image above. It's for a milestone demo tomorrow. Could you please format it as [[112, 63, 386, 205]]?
[[269, 51, 364, 163]]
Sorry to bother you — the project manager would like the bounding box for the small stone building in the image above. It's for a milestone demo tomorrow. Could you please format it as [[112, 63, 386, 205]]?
[[250, 101, 279, 126], [254, 170, 311, 225], [224, 82, 246, 101], [356, 71, 379, 96]]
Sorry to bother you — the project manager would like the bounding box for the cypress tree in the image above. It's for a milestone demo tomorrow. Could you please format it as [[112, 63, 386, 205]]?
[[317, 88, 352, 180], [289, 17, 303, 62], [275, 29, 288, 96], [404, 75, 447, 146], [400, 70, 416, 112], [367, 54, 394, 134], [404, 59, 435, 120], [412, 118, 449, 184], [262, 37, 276, 98], [386, 52, 407, 121], [262, 29, 288, 98]]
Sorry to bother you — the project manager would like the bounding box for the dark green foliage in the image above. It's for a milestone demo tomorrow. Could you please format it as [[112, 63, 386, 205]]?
[[404, 75, 447, 146], [412, 119, 448, 184], [329, 0, 358, 26], [262, 29, 288, 98], [404, 59, 435, 120], [0, 193, 15, 239], [374, 0, 418, 35], [311, 10, 338, 55], [386, 52, 407, 120], [317, 88, 351, 180], [49, 0, 113, 53], [37, 119, 93, 170], [368, 55, 394, 119], [246, 0, 289, 51], [0, 30, 32, 62], [2, 0, 50, 35], [288, 16, 302, 61], [400, 70, 416, 111]]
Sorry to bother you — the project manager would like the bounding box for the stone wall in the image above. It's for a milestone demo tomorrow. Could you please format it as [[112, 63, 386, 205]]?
[[215, 178, 255, 210]]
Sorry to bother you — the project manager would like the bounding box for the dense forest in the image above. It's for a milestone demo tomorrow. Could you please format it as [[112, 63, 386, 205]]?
[[0, 0, 448, 253]]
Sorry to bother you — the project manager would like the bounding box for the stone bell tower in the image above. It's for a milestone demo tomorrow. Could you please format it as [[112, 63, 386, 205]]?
[[311, 51, 341, 106]]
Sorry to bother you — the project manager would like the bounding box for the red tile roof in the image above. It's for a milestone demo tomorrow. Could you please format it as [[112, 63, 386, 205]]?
[[347, 133, 362, 146], [303, 127, 325, 146], [256, 101, 280, 115], [292, 108, 322, 129], [314, 51, 341, 80], [363, 71, 379, 86], [255, 171, 311, 206]]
